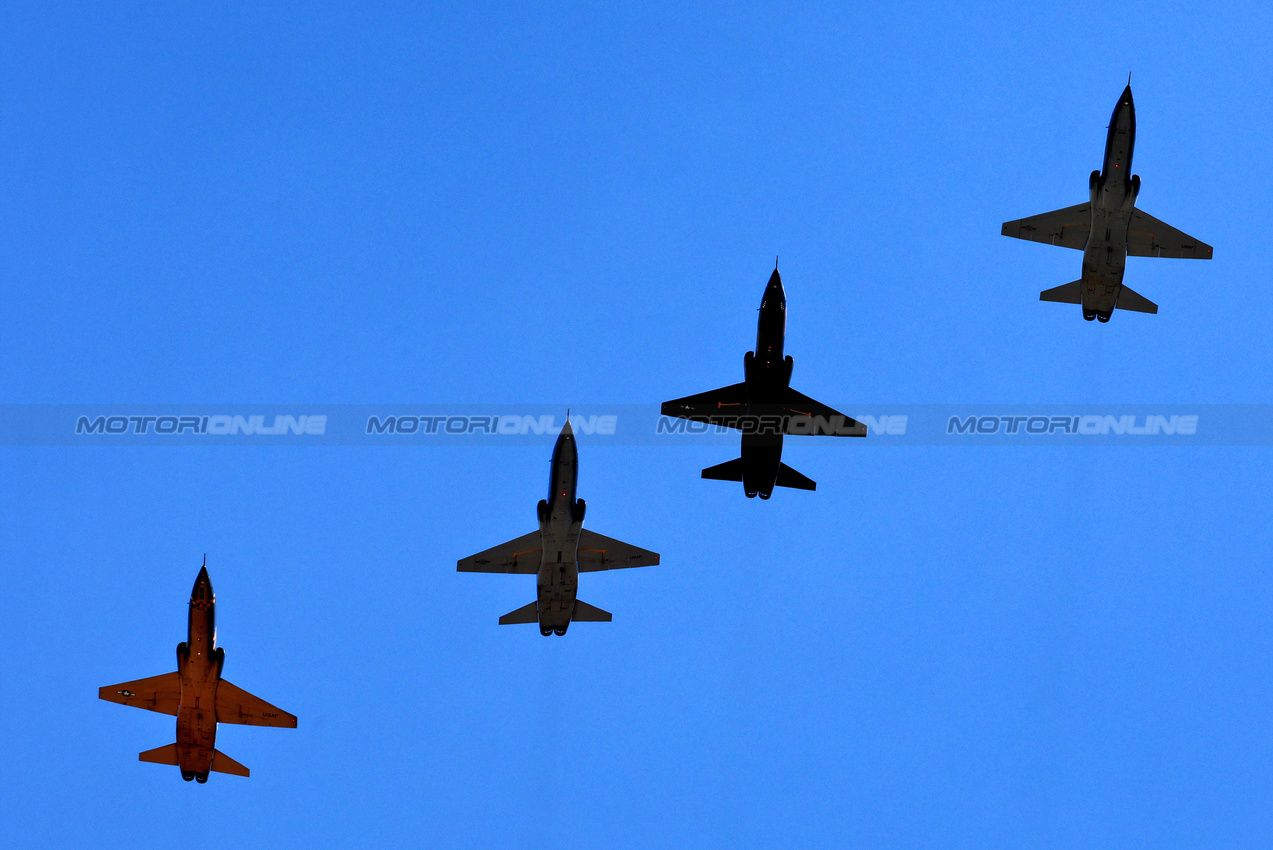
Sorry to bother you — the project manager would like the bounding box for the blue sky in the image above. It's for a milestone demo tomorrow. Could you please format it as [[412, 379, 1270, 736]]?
[[2, 2, 1272, 847]]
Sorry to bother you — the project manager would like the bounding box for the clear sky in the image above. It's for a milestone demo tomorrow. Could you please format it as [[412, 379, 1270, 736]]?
[[2, 2, 1272, 847]]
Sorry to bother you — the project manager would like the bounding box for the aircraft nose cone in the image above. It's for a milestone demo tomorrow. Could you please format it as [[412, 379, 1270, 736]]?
[[192, 565, 213, 600], [763, 267, 786, 307]]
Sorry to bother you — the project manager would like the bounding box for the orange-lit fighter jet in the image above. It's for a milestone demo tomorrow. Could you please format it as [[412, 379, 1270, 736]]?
[[99, 562, 296, 782]]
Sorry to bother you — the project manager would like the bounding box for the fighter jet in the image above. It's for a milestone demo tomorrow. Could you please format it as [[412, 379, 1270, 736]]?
[[1002, 83, 1212, 321], [458, 419, 658, 635], [99, 562, 296, 782], [661, 266, 865, 499]]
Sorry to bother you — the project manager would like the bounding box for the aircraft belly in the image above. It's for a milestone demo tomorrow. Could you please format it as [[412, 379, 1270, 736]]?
[[1079, 240, 1126, 313], [537, 559, 578, 627], [175, 705, 217, 773], [739, 438, 782, 496]]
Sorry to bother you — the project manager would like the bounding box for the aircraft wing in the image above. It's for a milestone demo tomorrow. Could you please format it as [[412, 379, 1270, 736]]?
[[457, 530, 542, 574], [215, 679, 298, 728], [99, 672, 181, 716], [577, 529, 660, 572], [781, 388, 867, 437], [660, 382, 749, 426], [1001, 202, 1091, 249], [1127, 209, 1213, 259]]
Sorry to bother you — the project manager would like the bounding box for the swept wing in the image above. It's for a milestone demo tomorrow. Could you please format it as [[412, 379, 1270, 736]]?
[[1127, 209, 1213, 259], [99, 672, 181, 716], [662, 384, 863, 436], [781, 388, 866, 436], [660, 382, 748, 426], [576, 529, 659, 572], [215, 679, 297, 728], [1001, 202, 1091, 249], [457, 530, 542, 574]]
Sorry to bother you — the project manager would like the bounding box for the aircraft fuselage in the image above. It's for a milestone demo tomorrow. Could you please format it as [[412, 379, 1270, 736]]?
[[536, 423, 582, 635], [739, 269, 793, 498], [1081, 85, 1140, 320], [175, 567, 224, 782]]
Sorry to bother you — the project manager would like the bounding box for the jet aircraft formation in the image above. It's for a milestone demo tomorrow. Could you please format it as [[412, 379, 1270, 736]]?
[[100, 82, 1211, 780]]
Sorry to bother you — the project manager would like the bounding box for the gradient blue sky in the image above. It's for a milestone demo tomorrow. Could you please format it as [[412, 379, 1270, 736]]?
[[3, 3, 1272, 848]]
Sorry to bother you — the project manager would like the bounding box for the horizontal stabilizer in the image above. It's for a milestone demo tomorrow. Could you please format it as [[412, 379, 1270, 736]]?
[[498, 600, 539, 625], [701, 458, 745, 482], [211, 749, 250, 777], [138, 743, 179, 766], [1115, 284, 1158, 314], [1040, 281, 1083, 304], [775, 463, 816, 491], [572, 600, 612, 622]]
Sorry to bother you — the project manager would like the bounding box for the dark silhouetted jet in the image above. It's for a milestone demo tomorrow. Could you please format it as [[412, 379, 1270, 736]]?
[[661, 266, 864, 498], [1002, 83, 1212, 321], [99, 563, 296, 782], [458, 419, 658, 635]]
